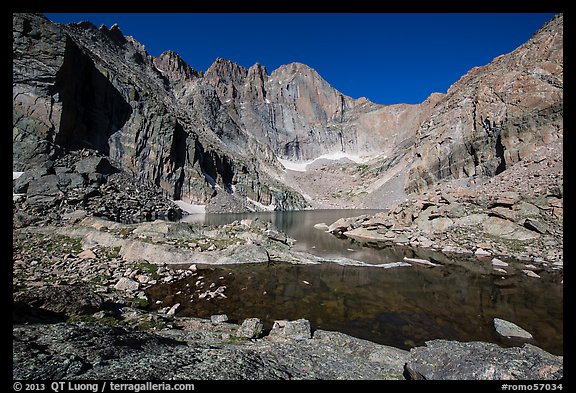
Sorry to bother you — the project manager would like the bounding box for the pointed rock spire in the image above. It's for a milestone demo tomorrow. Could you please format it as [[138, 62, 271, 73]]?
[[153, 50, 200, 81]]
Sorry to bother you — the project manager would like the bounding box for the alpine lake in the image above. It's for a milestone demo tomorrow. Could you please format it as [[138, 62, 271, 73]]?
[[145, 210, 563, 355]]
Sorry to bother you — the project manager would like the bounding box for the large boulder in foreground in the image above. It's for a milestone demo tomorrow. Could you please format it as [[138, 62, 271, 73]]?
[[404, 339, 562, 380], [13, 284, 103, 322], [12, 322, 410, 380], [236, 318, 264, 339]]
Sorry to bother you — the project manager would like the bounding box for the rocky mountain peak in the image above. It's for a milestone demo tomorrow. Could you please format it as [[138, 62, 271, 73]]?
[[203, 57, 249, 103], [110, 23, 122, 33], [205, 57, 248, 80], [270, 62, 321, 82], [278, 61, 314, 72], [98, 22, 127, 46], [12, 12, 563, 214], [153, 50, 200, 82], [243, 63, 268, 102], [423, 92, 445, 105], [69, 20, 99, 31], [247, 62, 267, 76]]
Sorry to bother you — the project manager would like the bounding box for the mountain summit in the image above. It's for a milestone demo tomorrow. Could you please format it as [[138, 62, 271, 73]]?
[[13, 13, 562, 212]]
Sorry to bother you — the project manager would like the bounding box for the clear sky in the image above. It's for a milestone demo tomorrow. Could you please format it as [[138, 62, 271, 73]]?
[[43, 13, 557, 106]]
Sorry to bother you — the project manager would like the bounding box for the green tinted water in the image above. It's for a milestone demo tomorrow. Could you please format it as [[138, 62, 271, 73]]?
[[149, 210, 563, 355]]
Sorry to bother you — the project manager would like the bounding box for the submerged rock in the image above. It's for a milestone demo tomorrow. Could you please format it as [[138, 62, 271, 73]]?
[[166, 303, 180, 317], [313, 223, 329, 231], [493, 318, 534, 339], [343, 227, 388, 242], [491, 258, 509, 267]]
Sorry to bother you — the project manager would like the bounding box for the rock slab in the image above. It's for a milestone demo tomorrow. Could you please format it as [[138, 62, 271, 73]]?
[[269, 319, 312, 340], [404, 340, 561, 380], [13, 285, 103, 322], [236, 318, 263, 339], [494, 318, 534, 339]]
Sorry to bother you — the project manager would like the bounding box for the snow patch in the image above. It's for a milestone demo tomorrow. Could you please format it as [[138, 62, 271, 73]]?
[[279, 152, 372, 172], [246, 197, 276, 211], [278, 159, 310, 172], [13, 172, 24, 180], [172, 200, 206, 214], [315, 152, 368, 164]]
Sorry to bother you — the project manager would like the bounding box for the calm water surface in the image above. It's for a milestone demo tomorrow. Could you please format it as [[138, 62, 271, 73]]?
[[182, 209, 406, 263], [153, 210, 563, 355]]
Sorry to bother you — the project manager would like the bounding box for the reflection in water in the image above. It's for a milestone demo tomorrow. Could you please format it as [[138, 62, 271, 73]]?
[[148, 262, 563, 355], [169, 210, 563, 355], [183, 209, 406, 263]]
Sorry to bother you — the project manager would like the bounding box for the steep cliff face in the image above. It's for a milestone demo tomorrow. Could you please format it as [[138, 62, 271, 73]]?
[[13, 13, 68, 169], [13, 13, 308, 211], [202, 59, 408, 161], [406, 14, 563, 192], [13, 13, 562, 212]]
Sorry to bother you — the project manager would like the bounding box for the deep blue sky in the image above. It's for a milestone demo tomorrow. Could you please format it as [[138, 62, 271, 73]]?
[[44, 13, 556, 105]]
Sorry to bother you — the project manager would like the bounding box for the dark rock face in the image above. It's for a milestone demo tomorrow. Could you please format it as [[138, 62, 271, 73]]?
[[404, 340, 563, 380], [13, 14, 67, 170], [13, 13, 308, 212], [52, 36, 133, 156], [13, 149, 185, 225], [13, 13, 563, 211]]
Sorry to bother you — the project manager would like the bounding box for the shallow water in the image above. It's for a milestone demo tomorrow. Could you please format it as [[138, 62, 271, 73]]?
[[181, 209, 405, 263], [159, 210, 563, 355]]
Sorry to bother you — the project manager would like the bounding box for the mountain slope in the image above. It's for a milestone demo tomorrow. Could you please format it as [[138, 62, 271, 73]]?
[[405, 14, 563, 192], [13, 13, 563, 212], [13, 14, 308, 212]]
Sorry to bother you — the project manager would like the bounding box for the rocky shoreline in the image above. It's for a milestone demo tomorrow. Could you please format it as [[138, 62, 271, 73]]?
[[12, 145, 563, 380], [322, 140, 563, 281], [13, 212, 563, 380], [12, 12, 563, 381]]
